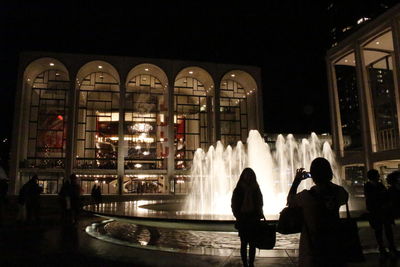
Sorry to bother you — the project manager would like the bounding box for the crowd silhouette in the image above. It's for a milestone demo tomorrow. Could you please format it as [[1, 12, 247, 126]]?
[[0, 158, 399, 267], [232, 158, 399, 267]]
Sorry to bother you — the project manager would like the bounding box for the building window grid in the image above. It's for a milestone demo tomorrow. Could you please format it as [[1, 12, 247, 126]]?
[[174, 77, 208, 169], [220, 79, 248, 145], [367, 54, 400, 151], [27, 70, 69, 168], [75, 72, 119, 169], [125, 74, 167, 170], [334, 62, 363, 151]]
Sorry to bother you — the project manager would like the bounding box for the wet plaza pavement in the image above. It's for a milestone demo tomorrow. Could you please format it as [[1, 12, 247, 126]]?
[[1, 201, 400, 266]]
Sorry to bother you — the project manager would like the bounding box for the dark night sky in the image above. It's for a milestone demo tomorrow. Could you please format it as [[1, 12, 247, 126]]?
[[0, 1, 343, 144]]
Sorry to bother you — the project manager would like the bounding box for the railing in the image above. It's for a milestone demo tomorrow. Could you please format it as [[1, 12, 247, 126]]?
[[377, 128, 400, 151]]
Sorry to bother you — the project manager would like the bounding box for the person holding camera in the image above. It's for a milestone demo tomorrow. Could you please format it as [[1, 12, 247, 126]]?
[[287, 157, 348, 267]]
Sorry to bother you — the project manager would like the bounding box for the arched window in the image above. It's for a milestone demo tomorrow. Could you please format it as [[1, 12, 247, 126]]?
[[75, 72, 120, 169], [220, 79, 248, 145], [27, 70, 69, 168], [174, 76, 210, 169], [125, 74, 167, 170]]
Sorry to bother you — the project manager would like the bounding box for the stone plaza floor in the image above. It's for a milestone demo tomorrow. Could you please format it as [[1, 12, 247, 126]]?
[[1, 203, 400, 266]]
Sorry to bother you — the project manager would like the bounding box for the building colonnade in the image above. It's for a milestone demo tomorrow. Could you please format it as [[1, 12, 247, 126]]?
[[327, 5, 400, 182], [10, 52, 263, 195]]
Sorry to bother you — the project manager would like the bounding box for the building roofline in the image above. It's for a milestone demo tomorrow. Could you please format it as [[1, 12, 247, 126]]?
[[19, 50, 261, 72], [326, 3, 400, 61]]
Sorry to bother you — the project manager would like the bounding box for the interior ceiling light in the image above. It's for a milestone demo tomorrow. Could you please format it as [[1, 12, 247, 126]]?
[[189, 71, 193, 74], [49, 63, 55, 66], [145, 68, 149, 71], [376, 41, 380, 45], [131, 123, 153, 132], [344, 59, 348, 62], [98, 65, 103, 69], [231, 74, 235, 77]]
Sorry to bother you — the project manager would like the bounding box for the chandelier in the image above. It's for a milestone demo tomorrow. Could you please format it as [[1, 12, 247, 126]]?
[[131, 123, 153, 133]]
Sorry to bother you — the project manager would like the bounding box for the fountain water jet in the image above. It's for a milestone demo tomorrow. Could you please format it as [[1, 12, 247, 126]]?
[[184, 130, 340, 216]]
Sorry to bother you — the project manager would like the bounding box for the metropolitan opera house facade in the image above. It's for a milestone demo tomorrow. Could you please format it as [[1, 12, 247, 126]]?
[[9, 52, 263, 196]]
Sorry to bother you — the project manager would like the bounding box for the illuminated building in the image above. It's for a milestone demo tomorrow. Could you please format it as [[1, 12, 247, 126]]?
[[10, 52, 263, 195], [326, 3, 400, 182]]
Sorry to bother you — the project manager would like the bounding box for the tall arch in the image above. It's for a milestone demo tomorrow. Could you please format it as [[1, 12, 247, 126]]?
[[23, 58, 70, 169], [74, 61, 120, 170], [220, 70, 257, 145], [124, 64, 168, 171], [174, 67, 214, 169]]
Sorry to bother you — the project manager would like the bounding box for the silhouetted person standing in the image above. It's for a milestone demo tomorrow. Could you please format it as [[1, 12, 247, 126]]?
[[0, 178, 8, 225], [91, 184, 102, 205], [387, 170, 400, 219], [59, 174, 81, 224], [231, 168, 263, 267], [364, 169, 396, 258], [20, 175, 42, 224], [287, 157, 348, 267]]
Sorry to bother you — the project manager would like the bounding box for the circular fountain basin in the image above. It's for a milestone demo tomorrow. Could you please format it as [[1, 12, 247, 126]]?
[[84, 200, 256, 231], [83, 199, 369, 257], [85, 219, 300, 257], [84, 199, 364, 231]]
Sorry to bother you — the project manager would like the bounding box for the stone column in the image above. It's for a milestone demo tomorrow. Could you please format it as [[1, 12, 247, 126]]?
[[9, 67, 26, 194], [355, 42, 375, 170], [214, 81, 221, 142], [65, 75, 78, 179], [167, 81, 175, 194], [256, 81, 264, 133], [118, 82, 126, 195], [326, 60, 344, 157], [391, 19, 400, 144]]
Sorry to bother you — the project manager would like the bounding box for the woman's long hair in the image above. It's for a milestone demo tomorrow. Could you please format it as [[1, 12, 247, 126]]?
[[235, 168, 259, 190]]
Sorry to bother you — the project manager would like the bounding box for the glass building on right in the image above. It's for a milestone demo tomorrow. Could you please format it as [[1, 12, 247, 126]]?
[[327, 3, 400, 184]]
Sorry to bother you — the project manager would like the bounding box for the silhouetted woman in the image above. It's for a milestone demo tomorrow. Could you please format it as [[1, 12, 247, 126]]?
[[287, 157, 348, 267], [231, 168, 263, 267]]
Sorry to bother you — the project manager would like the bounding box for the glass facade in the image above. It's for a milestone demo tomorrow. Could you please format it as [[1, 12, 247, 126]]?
[[174, 77, 210, 170], [27, 70, 69, 169], [220, 79, 248, 146], [125, 74, 167, 170], [75, 72, 120, 169], [327, 8, 400, 182], [363, 31, 399, 151], [334, 53, 362, 151], [15, 56, 261, 195]]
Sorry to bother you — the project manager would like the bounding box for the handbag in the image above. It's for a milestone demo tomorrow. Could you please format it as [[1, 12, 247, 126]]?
[[255, 216, 276, 249], [277, 206, 303, 234], [340, 202, 365, 262]]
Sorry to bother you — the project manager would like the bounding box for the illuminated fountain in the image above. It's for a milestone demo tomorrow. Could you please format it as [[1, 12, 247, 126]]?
[[84, 130, 341, 255], [184, 130, 340, 216]]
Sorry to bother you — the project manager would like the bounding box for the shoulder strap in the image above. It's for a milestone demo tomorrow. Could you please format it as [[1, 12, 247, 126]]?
[[345, 201, 351, 219]]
